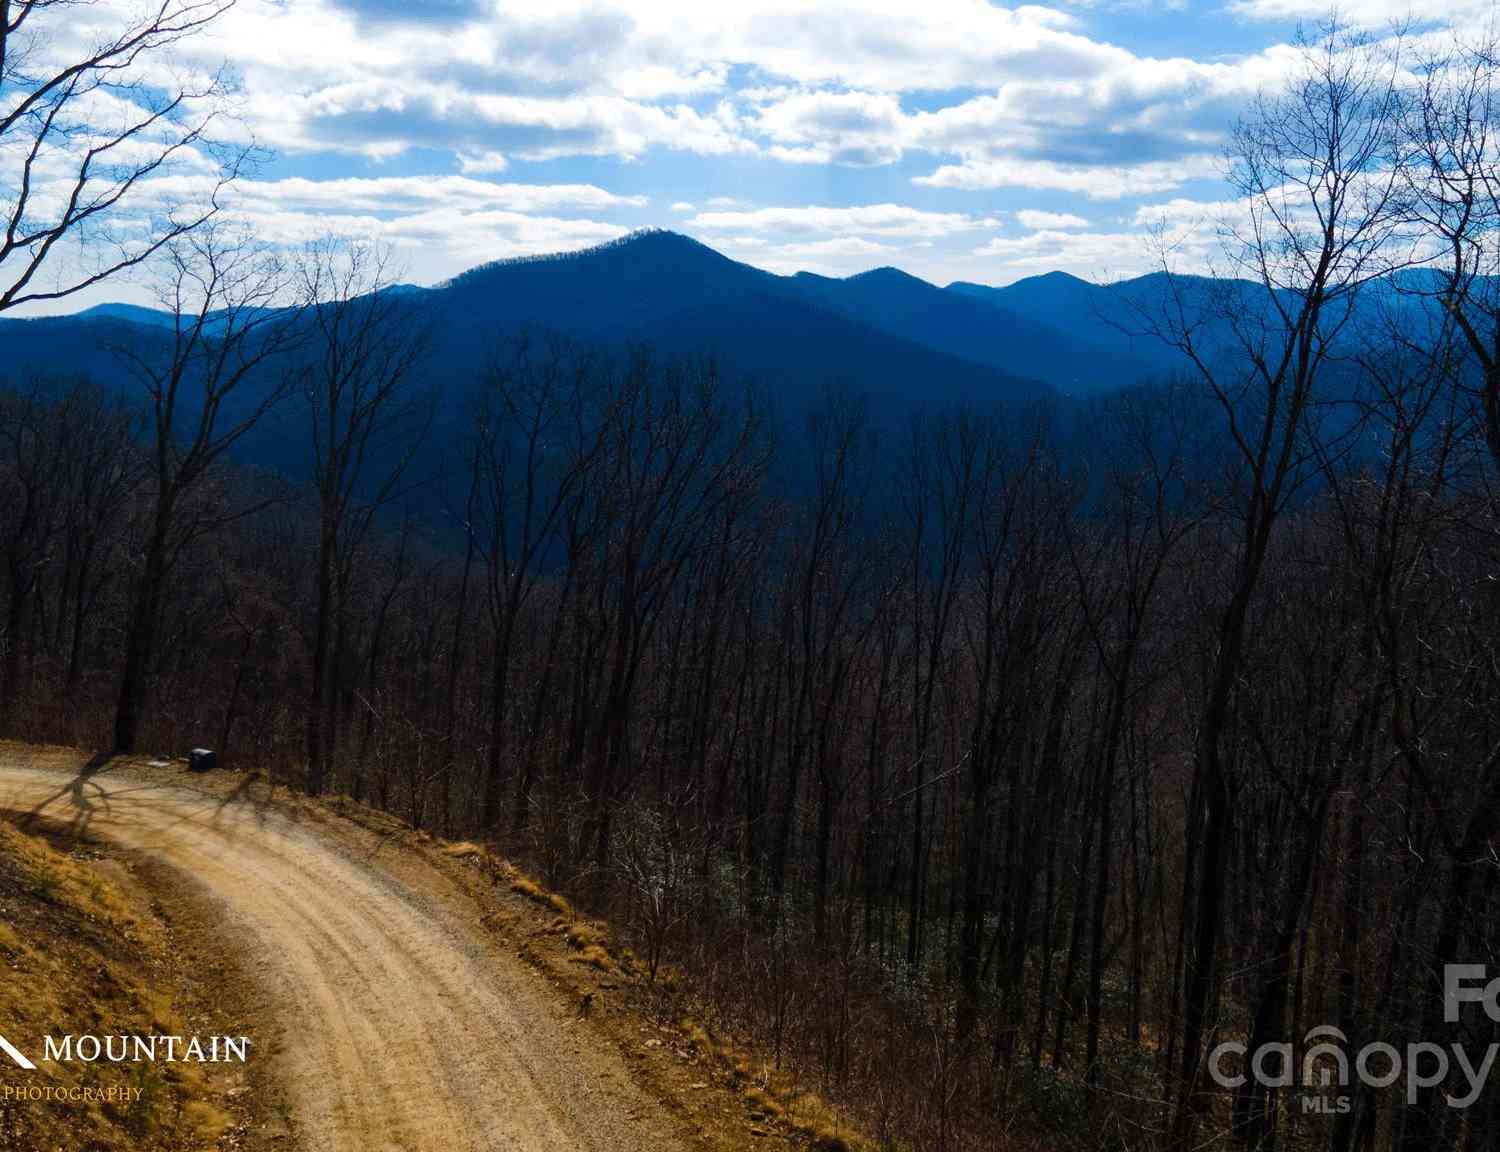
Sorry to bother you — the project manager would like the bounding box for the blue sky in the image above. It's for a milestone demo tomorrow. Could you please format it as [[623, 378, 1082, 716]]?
[[29, 0, 1484, 310]]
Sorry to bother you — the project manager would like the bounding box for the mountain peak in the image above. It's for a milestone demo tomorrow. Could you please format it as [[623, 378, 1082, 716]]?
[[848, 265, 930, 289], [622, 227, 699, 245], [946, 270, 1090, 295], [446, 228, 728, 289], [1035, 270, 1089, 285], [598, 228, 718, 258], [1001, 269, 1092, 292]]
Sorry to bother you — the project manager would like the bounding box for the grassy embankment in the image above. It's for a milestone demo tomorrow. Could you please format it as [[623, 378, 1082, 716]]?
[[0, 815, 249, 1151]]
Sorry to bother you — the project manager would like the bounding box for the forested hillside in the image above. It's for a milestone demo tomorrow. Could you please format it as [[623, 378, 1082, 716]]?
[[5, 19, 1500, 1152]]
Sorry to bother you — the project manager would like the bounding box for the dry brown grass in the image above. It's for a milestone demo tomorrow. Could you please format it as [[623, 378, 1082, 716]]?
[[503, 862, 579, 919], [508, 871, 546, 901], [443, 844, 880, 1150], [564, 920, 605, 950], [426, 837, 841, 1149], [440, 840, 488, 860], [571, 944, 614, 972], [0, 817, 237, 1150], [672, 1013, 874, 1152]]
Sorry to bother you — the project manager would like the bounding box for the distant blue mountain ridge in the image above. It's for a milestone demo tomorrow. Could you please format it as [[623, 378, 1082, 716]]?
[[0, 229, 1470, 455], [5, 231, 1157, 402]]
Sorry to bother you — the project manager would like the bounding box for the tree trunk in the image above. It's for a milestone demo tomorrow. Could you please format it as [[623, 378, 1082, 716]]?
[[113, 502, 171, 754], [306, 516, 336, 796]]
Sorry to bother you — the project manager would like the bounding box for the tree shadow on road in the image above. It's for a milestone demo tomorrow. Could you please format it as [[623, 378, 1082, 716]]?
[[20, 750, 115, 839]]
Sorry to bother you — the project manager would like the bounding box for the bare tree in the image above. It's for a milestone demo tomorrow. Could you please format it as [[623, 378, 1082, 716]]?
[[0, 0, 241, 311], [1065, 384, 1196, 1089], [1138, 25, 1409, 1145], [1391, 36, 1500, 1148], [768, 392, 883, 952], [111, 225, 303, 753], [299, 239, 432, 797], [1398, 34, 1500, 471], [0, 380, 68, 720], [469, 335, 607, 832], [50, 382, 142, 694], [898, 410, 979, 978]]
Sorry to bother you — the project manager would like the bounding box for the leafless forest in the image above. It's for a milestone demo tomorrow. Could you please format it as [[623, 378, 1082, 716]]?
[[6, 8, 1500, 1151]]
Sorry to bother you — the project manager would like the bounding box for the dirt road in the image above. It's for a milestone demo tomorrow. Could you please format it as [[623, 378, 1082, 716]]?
[[0, 749, 692, 1152]]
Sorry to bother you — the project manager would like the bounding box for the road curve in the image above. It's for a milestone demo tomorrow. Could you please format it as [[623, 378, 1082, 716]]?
[[0, 750, 689, 1152]]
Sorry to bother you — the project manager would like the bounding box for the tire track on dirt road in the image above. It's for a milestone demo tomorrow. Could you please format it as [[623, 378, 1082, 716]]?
[[0, 750, 692, 1152]]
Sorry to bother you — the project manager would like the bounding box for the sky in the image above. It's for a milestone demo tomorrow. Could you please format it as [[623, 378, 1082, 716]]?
[[17, 0, 1495, 312]]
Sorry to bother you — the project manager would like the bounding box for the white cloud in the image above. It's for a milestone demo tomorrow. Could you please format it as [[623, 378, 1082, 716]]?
[[731, 41, 1287, 183], [139, 0, 1308, 184], [40, 0, 1451, 198], [970, 218, 1220, 280], [916, 155, 1222, 198], [23, 0, 1478, 293], [1016, 209, 1090, 229], [689, 203, 996, 237], [217, 175, 647, 214], [752, 90, 906, 167], [48, 172, 647, 285], [1226, 0, 1487, 26], [240, 206, 630, 264], [777, 236, 897, 258], [457, 151, 509, 174], [1131, 197, 1241, 225]]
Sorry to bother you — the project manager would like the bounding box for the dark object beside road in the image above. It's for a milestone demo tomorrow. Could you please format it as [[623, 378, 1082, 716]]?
[[189, 748, 218, 773]]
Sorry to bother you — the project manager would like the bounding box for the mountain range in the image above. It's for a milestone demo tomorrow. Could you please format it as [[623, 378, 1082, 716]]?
[[1, 230, 1185, 415], [2, 228, 1458, 481], [432, 230, 1188, 402]]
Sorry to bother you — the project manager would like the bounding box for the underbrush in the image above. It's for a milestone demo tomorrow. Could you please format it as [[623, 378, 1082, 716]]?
[[428, 812, 1174, 1152], [458, 800, 1180, 1152]]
